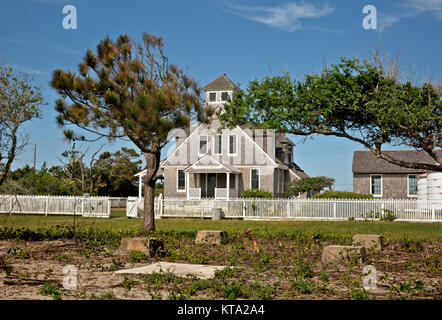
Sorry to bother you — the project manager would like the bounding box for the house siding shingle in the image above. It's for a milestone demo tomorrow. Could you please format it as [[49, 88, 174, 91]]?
[[353, 173, 418, 199]]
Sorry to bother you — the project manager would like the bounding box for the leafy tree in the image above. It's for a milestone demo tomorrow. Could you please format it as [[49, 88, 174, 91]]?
[[94, 147, 142, 196], [0, 165, 74, 195], [220, 57, 441, 171], [50, 33, 208, 233], [0, 65, 44, 185], [284, 176, 335, 197]]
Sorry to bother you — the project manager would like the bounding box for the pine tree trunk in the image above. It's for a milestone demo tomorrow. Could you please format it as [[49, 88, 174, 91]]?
[[142, 151, 160, 234], [143, 176, 155, 233]]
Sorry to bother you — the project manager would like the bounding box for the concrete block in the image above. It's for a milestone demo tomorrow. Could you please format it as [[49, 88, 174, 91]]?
[[120, 237, 164, 256], [322, 245, 365, 264], [114, 262, 226, 279], [120, 237, 149, 253], [353, 234, 383, 251], [195, 230, 227, 245]]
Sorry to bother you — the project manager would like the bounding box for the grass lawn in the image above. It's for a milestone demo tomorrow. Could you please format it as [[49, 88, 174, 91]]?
[[0, 209, 441, 241]]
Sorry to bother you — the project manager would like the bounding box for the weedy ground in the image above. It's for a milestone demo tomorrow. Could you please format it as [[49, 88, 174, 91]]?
[[0, 212, 440, 300]]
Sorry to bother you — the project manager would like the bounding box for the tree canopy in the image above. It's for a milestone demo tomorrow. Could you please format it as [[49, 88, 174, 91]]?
[[220, 57, 441, 171], [0, 65, 44, 185], [0, 147, 142, 197], [284, 176, 335, 197]]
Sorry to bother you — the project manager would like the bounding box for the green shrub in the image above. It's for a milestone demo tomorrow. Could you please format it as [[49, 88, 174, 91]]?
[[240, 189, 273, 199], [128, 250, 150, 263], [313, 191, 373, 199], [361, 209, 397, 221], [39, 281, 62, 300]]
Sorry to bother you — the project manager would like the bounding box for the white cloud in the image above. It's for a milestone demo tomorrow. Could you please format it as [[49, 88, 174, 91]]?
[[374, 0, 442, 32], [378, 14, 401, 31], [403, 0, 442, 19], [220, 1, 334, 31], [11, 64, 49, 76]]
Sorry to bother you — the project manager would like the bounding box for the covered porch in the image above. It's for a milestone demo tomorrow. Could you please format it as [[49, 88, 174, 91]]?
[[183, 154, 242, 200], [185, 171, 241, 200]]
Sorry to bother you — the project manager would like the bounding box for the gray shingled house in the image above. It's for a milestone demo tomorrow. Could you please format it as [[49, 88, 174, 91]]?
[[156, 74, 308, 199], [352, 150, 442, 199]]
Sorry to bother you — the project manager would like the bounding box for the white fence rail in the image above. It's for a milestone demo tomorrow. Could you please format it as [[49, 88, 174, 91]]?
[[0, 195, 111, 218], [127, 197, 442, 222]]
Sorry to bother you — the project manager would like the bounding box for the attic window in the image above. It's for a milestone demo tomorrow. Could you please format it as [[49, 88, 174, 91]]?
[[209, 92, 216, 102], [221, 92, 229, 101]]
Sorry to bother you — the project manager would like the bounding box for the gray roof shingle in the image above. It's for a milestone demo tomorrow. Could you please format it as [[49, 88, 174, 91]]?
[[203, 74, 238, 91], [352, 150, 442, 174]]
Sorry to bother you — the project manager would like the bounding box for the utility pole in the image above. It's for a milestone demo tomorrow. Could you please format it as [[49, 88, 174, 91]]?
[[33, 143, 37, 172]]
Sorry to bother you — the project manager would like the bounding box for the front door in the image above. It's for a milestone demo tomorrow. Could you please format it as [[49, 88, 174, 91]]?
[[207, 173, 216, 198]]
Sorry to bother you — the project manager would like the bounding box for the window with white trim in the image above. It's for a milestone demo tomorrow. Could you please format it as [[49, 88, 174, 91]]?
[[251, 169, 260, 189], [177, 170, 185, 191], [229, 135, 237, 155], [221, 92, 229, 101], [214, 135, 222, 155], [199, 135, 208, 155], [370, 175, 382, 196], [408, 175, 418, 196], [209, 92, 216, 102]]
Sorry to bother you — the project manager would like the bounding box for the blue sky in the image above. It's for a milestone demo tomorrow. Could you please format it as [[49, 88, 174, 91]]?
[[0, 0, 441, 192]]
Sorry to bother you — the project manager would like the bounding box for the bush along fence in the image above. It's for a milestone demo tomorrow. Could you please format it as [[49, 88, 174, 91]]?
[[127, 196, 442, 222], [0, 195, 111, 218]]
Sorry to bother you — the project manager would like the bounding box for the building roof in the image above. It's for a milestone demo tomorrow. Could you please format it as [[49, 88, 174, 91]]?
[[352, 150, 442, 174], [203, 74, 238, 91], [276, 132, 295, 146]]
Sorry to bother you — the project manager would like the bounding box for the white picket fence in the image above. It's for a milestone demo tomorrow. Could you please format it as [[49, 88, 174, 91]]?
[[0, 195, 111, 218], [127, 196, 442, 222]]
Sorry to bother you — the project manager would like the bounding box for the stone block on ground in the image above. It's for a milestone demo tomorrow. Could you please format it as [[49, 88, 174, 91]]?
[[352, 234, 383, 251], [195, 230, 227, 245], [119, 237, 164, 257], [114, 262, 226, 280], [322, 245, 365, 264]]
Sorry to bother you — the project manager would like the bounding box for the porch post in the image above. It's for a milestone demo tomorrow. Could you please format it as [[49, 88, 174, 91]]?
[[226, 172, 230, 200], [235, 174, 238, 198], [186, 172, 190, 200], [138, 174, 142, 199]]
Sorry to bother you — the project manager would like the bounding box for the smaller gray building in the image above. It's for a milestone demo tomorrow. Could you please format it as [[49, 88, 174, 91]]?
[[352, 150, 442, 199]]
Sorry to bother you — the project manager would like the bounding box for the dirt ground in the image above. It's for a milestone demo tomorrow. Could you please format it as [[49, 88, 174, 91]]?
[[0, 236, 440, 300]]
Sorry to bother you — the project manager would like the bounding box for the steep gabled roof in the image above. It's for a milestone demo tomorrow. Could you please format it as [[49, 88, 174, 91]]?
[[203, 74, 238, 91], [352, 150, 442, 174]]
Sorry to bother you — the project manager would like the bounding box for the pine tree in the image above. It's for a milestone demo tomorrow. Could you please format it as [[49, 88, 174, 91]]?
[[50, 33, 210, 233]]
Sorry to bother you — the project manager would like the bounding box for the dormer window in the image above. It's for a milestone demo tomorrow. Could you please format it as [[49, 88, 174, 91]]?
[[209, 92, 216, 102], [221, 92, 229, 101]]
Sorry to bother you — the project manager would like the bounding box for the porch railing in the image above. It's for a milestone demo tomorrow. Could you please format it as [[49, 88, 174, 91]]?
[[215, 188, 228, 199]]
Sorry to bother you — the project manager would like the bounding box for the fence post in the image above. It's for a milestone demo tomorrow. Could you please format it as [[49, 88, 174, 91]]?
[[107, 198, 111, 218], [432, 203, 435, 222], [158, 194, 163, 218], [333, 201, 337, 220], [81, 198, 84, 216], [243, 201, 246, 219]]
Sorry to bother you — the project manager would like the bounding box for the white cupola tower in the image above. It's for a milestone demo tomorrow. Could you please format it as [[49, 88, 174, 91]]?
[[202, 74, 238, 115]]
